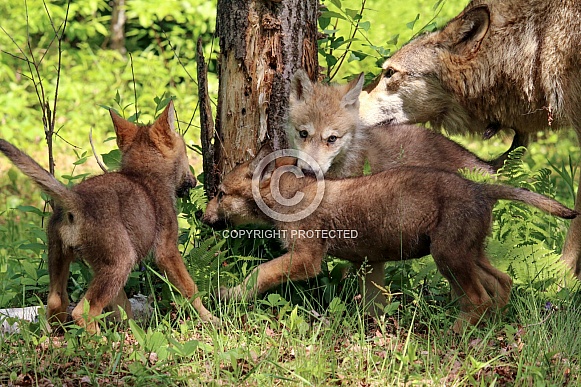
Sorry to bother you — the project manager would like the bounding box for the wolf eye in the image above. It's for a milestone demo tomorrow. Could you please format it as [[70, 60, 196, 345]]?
[[384, 68, 396, 79], [299, 130, 309, 139], [327, 135, 337, 143], [217, 190, 225, 202]]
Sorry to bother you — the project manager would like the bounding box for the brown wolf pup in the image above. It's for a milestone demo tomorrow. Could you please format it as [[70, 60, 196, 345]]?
[[358, 0, 581, 276], [202, 145, 576, 332], [0, 102, 216, 333], [288, 70, 494, 178]]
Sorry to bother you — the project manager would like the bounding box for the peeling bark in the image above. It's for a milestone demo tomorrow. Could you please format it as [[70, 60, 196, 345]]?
[[201, 0, 319, 198]]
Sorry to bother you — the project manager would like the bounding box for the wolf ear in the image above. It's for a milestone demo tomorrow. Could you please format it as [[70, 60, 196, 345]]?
[[290, 69, 314, 102], [443, 5, 490, 56], [247, 143, 276, 188], [150, 100, 179, 153], [341, 72, 365, 109], [249, 142, 274, 173], [110, 109, 139, 151]]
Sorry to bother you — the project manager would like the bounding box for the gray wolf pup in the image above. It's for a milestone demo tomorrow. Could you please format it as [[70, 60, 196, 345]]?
[[202, 145, 576, 332], [288, 70, 494, 178], [288, 70, 366, 178], [0, 102, 216, 333], [358, 0, 581, 276]]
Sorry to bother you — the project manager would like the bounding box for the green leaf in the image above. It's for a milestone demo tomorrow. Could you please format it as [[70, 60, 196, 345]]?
[[318, 16, 331, 30], [345, 9, 360, 19], [328, 297, 346, 314], [320, 11, 346, 20], [433, 0, 445, 11], [15, 205, 45, 216], [19, 243, 45, 253], [128, 112, 140, 123], [325, 54, 338, 67], [129, 319, 146, 347], [73, 157, 88, 165], [329, 0, 342, 9], [330, 36, 345, 49], [358, 21, 371, 32], [348, 52, 361, 62], [322, 28, 340, 35], [387, 34, 399, 46], [424, 22, 438, 32], [102, 149, 122, 170], [406, 14, 420, 30]]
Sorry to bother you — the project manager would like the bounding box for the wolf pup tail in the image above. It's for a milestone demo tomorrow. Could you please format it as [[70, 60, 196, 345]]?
[[486, 184, 578, 219], [0, 139, 78, 209]]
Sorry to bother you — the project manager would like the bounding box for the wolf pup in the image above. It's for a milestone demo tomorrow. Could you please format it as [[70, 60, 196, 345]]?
[[358, 0, 581, 276], [288, 70, 494, 178], [0, 101, 216, 333], [203, 145, 576, 332]]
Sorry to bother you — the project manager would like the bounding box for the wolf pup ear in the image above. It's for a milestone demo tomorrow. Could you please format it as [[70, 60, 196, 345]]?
[[290, 69, 314, 102], [110, 109, 139, 151], [443, 5, 490, 56], [249, 142, 274, 173], [341, 72, 365, 109], [150, 100, 179, 153]]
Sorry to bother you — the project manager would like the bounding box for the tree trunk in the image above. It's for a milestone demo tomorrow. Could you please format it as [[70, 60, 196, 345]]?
[[199, 0, 319, 198], [109, 0, 127, 54]]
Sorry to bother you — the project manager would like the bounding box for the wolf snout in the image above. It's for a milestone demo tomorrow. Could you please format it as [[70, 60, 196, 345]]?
[[200, 211, 228, 231], [176, 174, 197, 198]]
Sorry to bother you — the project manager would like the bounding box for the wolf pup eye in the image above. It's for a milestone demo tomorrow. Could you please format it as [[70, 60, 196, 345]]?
[[217, 190, 225, 202], [299, 130, 309, 139], [384, 68, 396, 79], [327, 135, 337, 143]]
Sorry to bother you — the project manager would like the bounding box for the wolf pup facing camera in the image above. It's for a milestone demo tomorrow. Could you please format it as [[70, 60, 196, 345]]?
[[288, 70, 494, 179], [358, 0, 581, 276], [0, 101, 216, 333], [202, 145, 577, 332]]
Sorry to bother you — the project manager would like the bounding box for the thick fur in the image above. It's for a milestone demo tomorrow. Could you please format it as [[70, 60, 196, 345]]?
[[358, 0, 581, 276], [363, 124, 494, 175], [202, 148, 576, 332], [0, 102, 216, 333], [288, 70, 494, 178], [288, 70, 366, 178]]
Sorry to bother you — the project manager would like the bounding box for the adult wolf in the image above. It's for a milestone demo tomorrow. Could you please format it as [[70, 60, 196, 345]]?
[[359, 0, 581, 277]]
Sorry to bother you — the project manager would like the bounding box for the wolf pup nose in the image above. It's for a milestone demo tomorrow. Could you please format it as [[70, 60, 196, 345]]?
[[0, 100, 217, 333]]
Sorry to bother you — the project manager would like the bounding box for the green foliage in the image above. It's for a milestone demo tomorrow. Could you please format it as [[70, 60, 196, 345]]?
[[318, 0, 466, 80], [0, 0, 217, 155]]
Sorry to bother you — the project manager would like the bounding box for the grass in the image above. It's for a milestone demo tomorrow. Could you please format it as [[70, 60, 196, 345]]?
[[1, 0, 581, 385], [1, 278, 580, 385]]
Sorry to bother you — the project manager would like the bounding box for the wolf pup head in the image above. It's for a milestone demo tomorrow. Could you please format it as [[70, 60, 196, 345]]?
[[202, 145, 275, 229], [287, 70, 364, 177], [110, 101, 196, 198], [202, 144, 315, 229]]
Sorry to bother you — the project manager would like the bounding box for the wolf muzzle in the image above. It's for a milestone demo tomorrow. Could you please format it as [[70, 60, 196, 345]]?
[[176, 175, 197, 198]]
